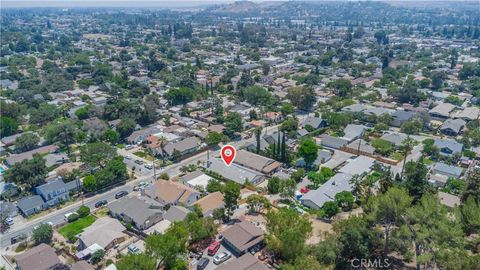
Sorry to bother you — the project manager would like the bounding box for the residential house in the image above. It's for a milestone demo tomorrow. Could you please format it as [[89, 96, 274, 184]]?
[[391, 111, 417, 127], [380, 132, 408, 147], [296, 149, 332, 168], [144, 180, 200, 207], [164, 205, 191, 222], [5, 145, 59, 166], [71, 261, 95, 270], [108, 197, 163, 230], [17, 195, 47, 216], [217, 253, 268, 270], [204, 158, 266, 185], [432, 162, 463, 179], [301, 173, 354, 209], [161, 137, 200, 159], [180, 170, 212, 189], [345, 139, 375, 155], [342, 124, 367, 142], [221, 221, 265, 256], [452, 107, 480, 122], [234, 150, 281, 175], [434, 139, 463, 157], [302, 117, 326, 130], [338, 156, 375, 176], [77, 217, 127, 250], [440, 118, 466, 136], [35, 179, 69, 207], [0, 201, 18, 218], [320, 135, 349, 149], [15, 244, 61, 270], [429, 103, 456, 119], [191, 191, 224, 217]]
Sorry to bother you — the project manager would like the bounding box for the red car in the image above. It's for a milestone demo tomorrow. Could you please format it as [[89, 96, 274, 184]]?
[[207, 241, 221, 256]]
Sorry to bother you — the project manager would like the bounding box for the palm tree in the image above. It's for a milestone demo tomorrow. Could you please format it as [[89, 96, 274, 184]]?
[[401, 137, 415, 179]]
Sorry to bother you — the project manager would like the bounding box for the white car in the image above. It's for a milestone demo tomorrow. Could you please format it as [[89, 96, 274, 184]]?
[[213, 252, 231, 265], [128, 244, 140, 254], [5, 217, 14, 226], [125, 155, 132, 160]]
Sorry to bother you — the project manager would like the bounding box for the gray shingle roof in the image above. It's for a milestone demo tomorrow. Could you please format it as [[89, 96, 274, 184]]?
[[17, 195, 44, 213], [301, 173, 353, 208], [36, 179, 67, 195]]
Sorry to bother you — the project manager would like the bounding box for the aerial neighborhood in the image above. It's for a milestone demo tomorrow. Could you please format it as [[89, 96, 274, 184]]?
[[1, 1, 480, 270]]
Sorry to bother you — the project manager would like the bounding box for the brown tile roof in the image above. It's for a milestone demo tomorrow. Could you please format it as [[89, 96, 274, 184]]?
[[15, 243, 60, 270], [221, 221, 264, 253], [192, 192, 224, 215], [148, 180, 199, 204]]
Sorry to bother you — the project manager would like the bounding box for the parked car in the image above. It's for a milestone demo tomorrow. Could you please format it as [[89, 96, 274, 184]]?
[[128, 244, 140, 254], [125, 155, 132, 160], [10, 233, 27, 244], [207, 241, 221, 256], [133, 185, 140, 191], [213, 251, 231, 265], [144, 164, 153, 170], [125, 145, 134, 150], [197, 257, 210, 270], [135, 160, 143, 165], [5, 217, 14, 226], [115, 191, 128, 199], [95, 200, 108, 208]]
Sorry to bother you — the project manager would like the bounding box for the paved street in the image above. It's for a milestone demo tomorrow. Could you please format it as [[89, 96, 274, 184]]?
[[0, 125, 280, 248]]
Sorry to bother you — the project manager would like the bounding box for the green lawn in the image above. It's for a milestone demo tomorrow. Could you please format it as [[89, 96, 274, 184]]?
[[133, 151, 154, 161], [59, 215, 96, 238]]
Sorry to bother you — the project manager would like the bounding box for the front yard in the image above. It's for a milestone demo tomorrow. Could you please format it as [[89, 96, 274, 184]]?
[[59, 215, 96, 240]]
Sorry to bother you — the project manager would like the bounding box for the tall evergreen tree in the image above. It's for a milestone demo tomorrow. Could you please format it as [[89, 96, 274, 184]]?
[[281, 131, 286, 162]]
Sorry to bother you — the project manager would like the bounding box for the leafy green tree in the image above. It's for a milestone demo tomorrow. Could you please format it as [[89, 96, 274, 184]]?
[[334, 216, 381, 268], [103, 129, 120, 145], [30, 103, 59, 126], [0, 116, 18, 136], [460, 196, 480, 235], [266, 208, 312, 262], [77, 205, 90, 218], [145, 222, 189, 269], [82, 175, 97, 193], [184, 213, 217, 244], [223, 181, 240, 221], [166, 87, 195, 105], [268, 177, 281, 194], [206, 179, 223, 193], [307, 171, 325, 188], [403, 159, 432, 202], [242, 86, 272, 106], [280, 179, 296, 201], [224, 112, 243, 135], [80, 142, 117, 168], [280, 103, 295, 116], [15, 133, 40, 152], [116, 118, 136, 139], [32, 223, 53, 245], [282, 255, 324, 270], [328, 78, 352, 97], [404, 193, 464, 270], [280, 117, 298, 133], [246, 194, 270, 214], [90, 249, 105, 264], [116, 254, 156, 270], [286, 86, 315, 111], [400, 119, 422, 134], [205, 131, 224, 146], [334, 191, 355, 211], [462, 168, 480, 203], [298, 138, 318, 168], [44, 120, 77, 153], [366, 187, 412, 256], [323, 201, 339, 219], [75, 105, 91, 120], [4, 154, 46, 189]]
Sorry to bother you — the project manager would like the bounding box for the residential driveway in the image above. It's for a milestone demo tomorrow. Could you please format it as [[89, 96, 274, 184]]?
[[194, 243, 235, 270]]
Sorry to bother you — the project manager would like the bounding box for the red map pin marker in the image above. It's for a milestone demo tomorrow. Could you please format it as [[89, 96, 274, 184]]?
[[221, 145, 236, 166]]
